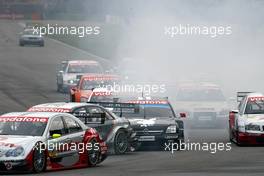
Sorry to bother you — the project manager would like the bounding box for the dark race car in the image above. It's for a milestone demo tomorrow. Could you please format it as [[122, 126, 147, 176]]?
[[0, 112, 107, 173], [27, 102, 136, 154], [94, 99, 185, 150]]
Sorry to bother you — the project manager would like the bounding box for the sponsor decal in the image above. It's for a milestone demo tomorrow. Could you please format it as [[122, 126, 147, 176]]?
[[0, 116, 48, 123], [93, 91, 112, 96], [0, 14, 24, 20], [28, 107, 71, 113], [69, 60, 98, 65], [127, 100, 168, 104], [0, 142, 18, 148], [83, 75, 119, 81], [136, 118, 156, 127], [249, 97, 264, 101]]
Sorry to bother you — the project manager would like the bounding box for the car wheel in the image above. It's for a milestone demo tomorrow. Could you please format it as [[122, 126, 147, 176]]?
[[19, 43, 24, 46], [114, 130, 128, 154], [87, 139, 100, 166], [33, 143, 46, 173]]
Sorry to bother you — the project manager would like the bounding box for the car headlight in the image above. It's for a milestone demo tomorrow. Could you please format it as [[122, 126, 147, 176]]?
[[238, 125, 245, 132], [80, 97, 88, 102], [67, 79, 77, 84], [166, 125, 177, 133], [5, 147, 24, 157], [245, 124, 260, 131]]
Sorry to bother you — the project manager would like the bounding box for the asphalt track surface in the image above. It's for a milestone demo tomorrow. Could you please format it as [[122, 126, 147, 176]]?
[[0, 20, 264, 176]]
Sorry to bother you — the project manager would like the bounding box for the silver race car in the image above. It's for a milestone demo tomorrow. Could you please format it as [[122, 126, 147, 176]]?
[[27, 102, 137, 154], [56, 60, 104, 92], [19, 28, 44, 47]]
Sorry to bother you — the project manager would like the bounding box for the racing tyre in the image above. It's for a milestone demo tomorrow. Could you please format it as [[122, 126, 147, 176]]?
[[114, 130, 128, 154], [87, 139, 100, 167], [33, 143, 46, 173]]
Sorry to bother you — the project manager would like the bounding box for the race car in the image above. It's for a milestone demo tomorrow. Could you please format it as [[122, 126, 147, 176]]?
[[56, 60, 104, 92], [88, 88, 116, 102], [97, 97, 185, 150], [70, 74, 119, 102], [0, 112, 107, 173], [173, 82, 229, 129], [229, 92, 264, 145], [27, 102, 136, 154], [19, 28, 44, 47]]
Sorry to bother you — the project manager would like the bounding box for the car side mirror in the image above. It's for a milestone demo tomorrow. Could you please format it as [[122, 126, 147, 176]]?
[[71, 86, 77, 92], [231, 110, 239, 113], [101, 116, 106, 124], [179, 112, 187, 118], [52, 134, 61, 139]]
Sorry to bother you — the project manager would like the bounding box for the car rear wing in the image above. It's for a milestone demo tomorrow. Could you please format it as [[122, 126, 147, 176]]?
[[73, 112, 106, 124], [89, 101, 140, 117], [237, 92, 252, 103]]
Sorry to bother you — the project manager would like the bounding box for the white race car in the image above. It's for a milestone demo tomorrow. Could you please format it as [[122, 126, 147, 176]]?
[[174, 82, 229, 129], [229, 92, 264, 145], [56, 60, 104, 92], [0, 112, 107, 173]]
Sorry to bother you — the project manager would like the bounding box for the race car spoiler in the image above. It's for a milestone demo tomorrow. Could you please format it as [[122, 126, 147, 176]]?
[[89, 102, 140, 117], [73, 112, 106, 124], [237, 92, 252, 102]]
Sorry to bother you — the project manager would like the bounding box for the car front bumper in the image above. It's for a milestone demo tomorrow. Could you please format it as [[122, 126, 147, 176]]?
[[0, 159, 31, 172], [20, 39, 44, 45], [237, 132, 264, 145]]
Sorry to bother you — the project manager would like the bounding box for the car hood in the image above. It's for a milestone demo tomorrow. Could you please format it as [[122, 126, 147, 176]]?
[[80, 90, 93, 98], [0, 135, 44, 160], [63, 73, 81, 80], [174, 101, 228, 112], [22, 34, 42, 38], [129, 118, 175, 128], [241, 114, 264, 124]]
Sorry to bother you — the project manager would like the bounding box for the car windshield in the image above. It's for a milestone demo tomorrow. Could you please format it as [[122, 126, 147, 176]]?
[[81, 80, 114, 90], [245, 100, 264, 114], [0, 121, 47, 136], [67, 64, 102, 73], [90, 95, 114, 102], [176, 89, 226, 101], [121, 104, 175, 119], [23, 29, 39, 36]]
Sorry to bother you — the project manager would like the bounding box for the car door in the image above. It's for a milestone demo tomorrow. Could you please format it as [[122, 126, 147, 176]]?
[[86, 106, 114, 142], [61, 115, 85, 166], [47, 116, 70, 161]]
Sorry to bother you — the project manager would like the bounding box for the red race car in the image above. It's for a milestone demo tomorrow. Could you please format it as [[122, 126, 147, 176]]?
[[0, 112, 107, 173], [70, 74, 119, 102]]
